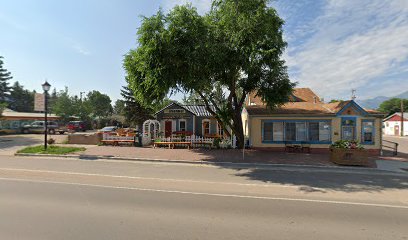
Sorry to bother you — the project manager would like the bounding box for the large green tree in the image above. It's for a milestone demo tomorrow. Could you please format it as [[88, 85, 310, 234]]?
[[0, 56, 12, 103], [51, 87, 76, 122], [378, 98, 408, 115], [9, 81, 35, 112], [86, 90, 113, 120], [113, 99, 126, 115], [124, 0, 294, 148], [120, 85, 153, 128]]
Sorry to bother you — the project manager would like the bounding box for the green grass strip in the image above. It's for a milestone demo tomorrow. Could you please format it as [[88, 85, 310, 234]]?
[[17, 145, 86, 155]]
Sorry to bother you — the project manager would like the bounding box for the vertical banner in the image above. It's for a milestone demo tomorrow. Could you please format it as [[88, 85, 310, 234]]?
[[34, 93, 45, 112]]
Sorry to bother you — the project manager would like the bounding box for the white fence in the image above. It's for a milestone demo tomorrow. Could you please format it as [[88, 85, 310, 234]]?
[[103, 134, 135, 141], [155, 135, 237, 149]]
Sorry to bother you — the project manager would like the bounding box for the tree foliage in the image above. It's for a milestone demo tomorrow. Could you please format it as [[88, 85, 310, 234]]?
[[8, 81, 35, 112], [0, 56, 12, 103], [120, 85, 153, 128], [51, 87, 76, 122], [378, 98, 408, 115], [86, 90, 113, 119], [113, 99, 126, 115], [124, 0, 294, 147]]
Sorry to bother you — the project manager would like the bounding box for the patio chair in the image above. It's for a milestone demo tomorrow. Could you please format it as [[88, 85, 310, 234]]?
[[301, 141, 311, 153], [285, 142, 295, 152]]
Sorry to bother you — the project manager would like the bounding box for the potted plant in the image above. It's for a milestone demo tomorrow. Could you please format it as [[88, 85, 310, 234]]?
[[329, 140, 368, 166]]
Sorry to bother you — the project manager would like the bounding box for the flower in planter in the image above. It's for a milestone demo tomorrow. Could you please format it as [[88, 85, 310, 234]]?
[[331, 140, 364, 149]]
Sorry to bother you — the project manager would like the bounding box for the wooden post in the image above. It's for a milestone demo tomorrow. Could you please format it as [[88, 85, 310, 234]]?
[[401, 99, 404, 137]]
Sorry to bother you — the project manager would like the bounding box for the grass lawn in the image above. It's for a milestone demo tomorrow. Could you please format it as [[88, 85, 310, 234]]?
[[17, 145, 86, 155]]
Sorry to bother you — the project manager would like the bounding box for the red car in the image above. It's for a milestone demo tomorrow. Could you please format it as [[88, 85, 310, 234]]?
[[67, 121, 86, 132]]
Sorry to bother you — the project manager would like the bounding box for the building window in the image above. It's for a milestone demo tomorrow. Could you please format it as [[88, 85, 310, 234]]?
[[284, 122, 296, 141], [362, 120, 375, 144], [296, 122, 307, 141], [179, 120, 186, 132], [308, 122, 319, 141], [273, 122, 284, 141], [263, 122, 273, 141], [202, 120, 210, 136], [262, 120, 331, 143], [319, 122, 331, 142]]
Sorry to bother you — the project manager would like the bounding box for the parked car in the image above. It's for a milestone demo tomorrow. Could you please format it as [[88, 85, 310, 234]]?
[[21, 121, 66, 134], [67, 121, 87, 132], [98, 126, 118, 134]]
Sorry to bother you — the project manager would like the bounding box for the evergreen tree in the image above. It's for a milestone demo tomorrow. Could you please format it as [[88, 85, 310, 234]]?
[[0, 56, 12, 103], [121, 85, 153, 128], [9, 81, 35, 112]]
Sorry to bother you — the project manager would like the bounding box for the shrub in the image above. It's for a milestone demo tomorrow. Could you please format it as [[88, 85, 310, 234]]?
[[47, 138, 56, 145]]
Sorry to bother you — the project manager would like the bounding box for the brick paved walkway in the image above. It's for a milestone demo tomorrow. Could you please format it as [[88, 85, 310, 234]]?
[[80, 146, 380, 167]]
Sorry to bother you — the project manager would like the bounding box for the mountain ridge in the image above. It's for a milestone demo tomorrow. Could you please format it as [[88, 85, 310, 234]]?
[[357, 91, 408, 110]]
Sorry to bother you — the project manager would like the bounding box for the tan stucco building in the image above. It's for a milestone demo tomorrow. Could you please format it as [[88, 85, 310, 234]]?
[[242, 88, 384, 155]]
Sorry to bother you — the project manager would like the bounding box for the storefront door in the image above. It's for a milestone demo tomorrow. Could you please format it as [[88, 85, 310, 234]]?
[[394, 125, 400, 136], [165, 121, 172, 137]]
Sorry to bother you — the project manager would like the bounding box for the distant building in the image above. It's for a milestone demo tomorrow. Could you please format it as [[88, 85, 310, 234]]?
[[383, 112, 408, 136], [242, 88, 385, 155], [0, 108, 60, 133]]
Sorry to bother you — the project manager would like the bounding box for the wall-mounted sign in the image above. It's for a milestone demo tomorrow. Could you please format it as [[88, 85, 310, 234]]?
[[164, 109, 185, 114]]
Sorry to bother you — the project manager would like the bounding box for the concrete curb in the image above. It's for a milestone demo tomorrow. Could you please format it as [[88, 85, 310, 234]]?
[[14, 152, 406, 176]]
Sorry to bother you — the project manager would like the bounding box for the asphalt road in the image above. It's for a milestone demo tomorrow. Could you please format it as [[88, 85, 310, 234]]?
[[0, 156, 407, 240]]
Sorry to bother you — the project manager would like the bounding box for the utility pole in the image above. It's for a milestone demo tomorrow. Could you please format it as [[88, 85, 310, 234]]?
[[401, 99, 404, 137]]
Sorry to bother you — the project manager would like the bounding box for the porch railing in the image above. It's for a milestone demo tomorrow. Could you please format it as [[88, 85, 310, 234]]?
[[382, 140, 398, 156]]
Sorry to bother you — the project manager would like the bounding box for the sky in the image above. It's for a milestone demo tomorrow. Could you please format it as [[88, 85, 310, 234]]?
[[1, 0, 407, 103]]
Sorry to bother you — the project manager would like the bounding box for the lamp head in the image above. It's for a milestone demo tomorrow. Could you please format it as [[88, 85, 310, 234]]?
[[42, 81, 51, 92]]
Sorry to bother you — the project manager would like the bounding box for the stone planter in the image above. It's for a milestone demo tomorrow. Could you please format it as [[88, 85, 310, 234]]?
[[330, 148, 369, 166]]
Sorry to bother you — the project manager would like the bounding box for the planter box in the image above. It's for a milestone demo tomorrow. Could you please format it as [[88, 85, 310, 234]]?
[[330, 148, 369, 166]]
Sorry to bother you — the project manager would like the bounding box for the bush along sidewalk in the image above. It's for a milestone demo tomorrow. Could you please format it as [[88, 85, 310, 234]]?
[[17, 145, 86, 155]]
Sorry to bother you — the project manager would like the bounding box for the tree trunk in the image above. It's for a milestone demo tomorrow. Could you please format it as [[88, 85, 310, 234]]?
[[231, 110, 244, 149]]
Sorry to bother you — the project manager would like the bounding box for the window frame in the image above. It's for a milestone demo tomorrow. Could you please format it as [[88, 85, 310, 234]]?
[[262, 120, 332, 144], [202, 119, 211, 136], [178, 119, 187, 132], [361, 119, 375, 145]]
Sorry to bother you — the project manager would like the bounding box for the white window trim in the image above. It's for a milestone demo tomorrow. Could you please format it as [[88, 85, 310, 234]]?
[[202, 119, 211, 136], [179, 119, 187, 132], [217, 122, 224, 136]]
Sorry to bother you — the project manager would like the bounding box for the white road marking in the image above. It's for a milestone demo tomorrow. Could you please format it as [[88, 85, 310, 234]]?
[[0, 167, 299, 189], [0, 177, 407, 209]]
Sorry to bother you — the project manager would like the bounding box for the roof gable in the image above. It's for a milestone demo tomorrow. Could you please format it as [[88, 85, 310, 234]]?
[[335, 100, 368, 116], [384, 112, 408, 121]]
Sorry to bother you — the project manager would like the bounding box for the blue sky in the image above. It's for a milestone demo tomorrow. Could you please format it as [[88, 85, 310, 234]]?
[[1, 0, 407, 103]]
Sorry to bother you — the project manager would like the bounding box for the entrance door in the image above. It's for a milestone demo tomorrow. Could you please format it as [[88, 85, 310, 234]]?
[[394, 125, 400, 136], [342, 126, 355, 141], [165, 121, 172, 137]]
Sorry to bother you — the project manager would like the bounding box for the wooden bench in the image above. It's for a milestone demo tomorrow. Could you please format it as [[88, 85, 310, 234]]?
[[153, 142, 192, 149]]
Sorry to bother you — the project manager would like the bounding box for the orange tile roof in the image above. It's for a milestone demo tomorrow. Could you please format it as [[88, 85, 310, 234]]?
[[247, 88, 321, 106], [246, 102, 334, 115], [245, 89, 384, 116]]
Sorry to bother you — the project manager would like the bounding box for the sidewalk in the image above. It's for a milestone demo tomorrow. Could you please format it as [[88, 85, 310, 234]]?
[[78, 146, 373, 167]]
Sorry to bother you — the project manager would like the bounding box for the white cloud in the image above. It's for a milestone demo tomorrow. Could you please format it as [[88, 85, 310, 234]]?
[[286, 0, 408, 100], [72, 43, 90, 56], [163, 0, 212, 14]]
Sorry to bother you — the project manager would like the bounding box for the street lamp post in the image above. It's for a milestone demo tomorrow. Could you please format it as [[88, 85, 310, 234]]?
[[42, 81, 51, 150]]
